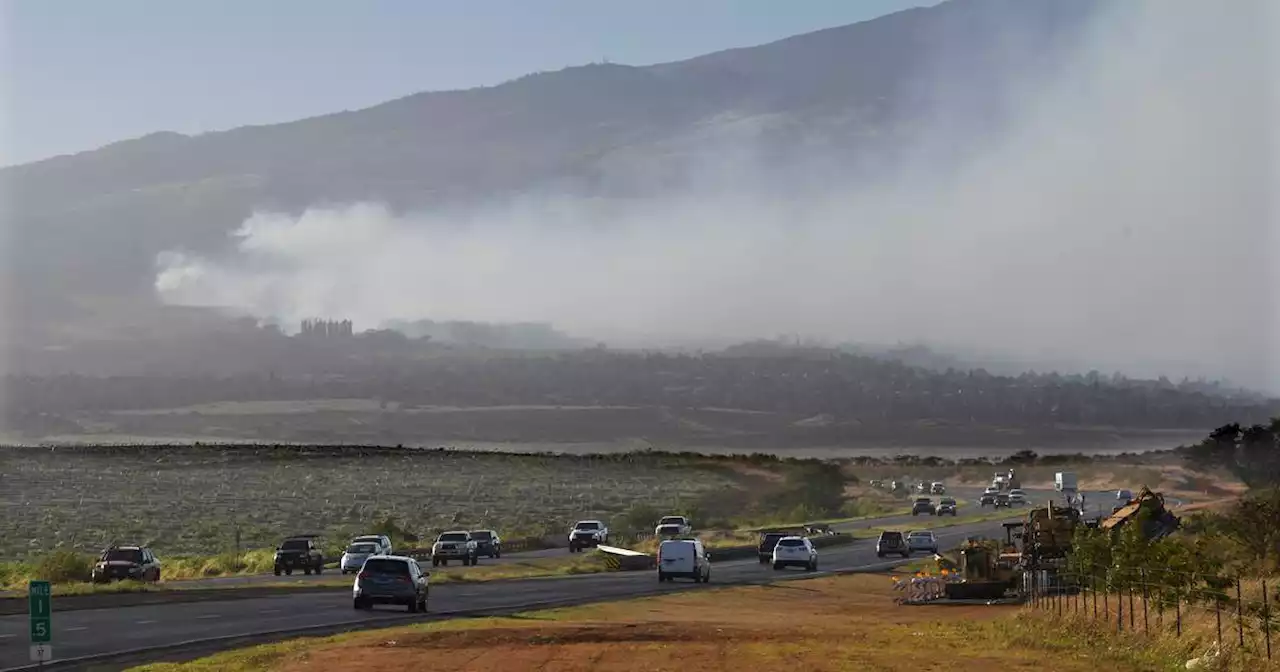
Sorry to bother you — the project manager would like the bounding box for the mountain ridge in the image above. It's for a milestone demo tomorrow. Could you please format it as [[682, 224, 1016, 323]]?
[[2, 0, 1109, 340]]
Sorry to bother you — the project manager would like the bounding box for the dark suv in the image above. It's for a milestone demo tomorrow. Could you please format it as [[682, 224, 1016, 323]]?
[[757, 532, 789, 564], [92, 545, 162, 583], [876, 530, 909, 558], [274, 535, 324, 576], [470, 530, 502, 559]]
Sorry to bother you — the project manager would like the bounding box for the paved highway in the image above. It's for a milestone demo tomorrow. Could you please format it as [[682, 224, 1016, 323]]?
[[154, 485, 1127, 590], [0, 517, 1015, 671]]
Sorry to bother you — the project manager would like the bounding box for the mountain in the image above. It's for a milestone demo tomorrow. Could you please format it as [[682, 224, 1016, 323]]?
[[1, 0, 1108, 341]]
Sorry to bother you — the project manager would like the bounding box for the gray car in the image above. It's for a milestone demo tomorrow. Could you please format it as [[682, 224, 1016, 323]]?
[[907, 530, 939, 554], [352, 555, 429, 613], [340, 542, 380, 574]]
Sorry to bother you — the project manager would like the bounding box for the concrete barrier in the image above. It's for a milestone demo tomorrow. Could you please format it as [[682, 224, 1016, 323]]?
[[596, 545, 654, 571]]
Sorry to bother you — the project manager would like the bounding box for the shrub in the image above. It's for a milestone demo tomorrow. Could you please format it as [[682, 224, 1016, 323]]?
[[33, 550, 93, 583]]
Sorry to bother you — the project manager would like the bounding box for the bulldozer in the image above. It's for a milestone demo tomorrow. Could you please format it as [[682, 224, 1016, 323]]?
[[938, 537, 1022, 600]]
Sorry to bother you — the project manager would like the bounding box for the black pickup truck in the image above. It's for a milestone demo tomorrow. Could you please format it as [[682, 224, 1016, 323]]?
[[274, 535, 324, 576]]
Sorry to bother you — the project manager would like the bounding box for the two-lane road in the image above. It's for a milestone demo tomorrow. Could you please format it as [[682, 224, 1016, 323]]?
[[0, 518, 1013, 671]]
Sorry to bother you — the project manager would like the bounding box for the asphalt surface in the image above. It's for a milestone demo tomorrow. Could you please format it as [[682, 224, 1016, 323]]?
[[0, 516, 1015, 670]]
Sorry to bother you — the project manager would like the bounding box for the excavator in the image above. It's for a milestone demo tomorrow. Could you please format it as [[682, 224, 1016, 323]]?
[[1100, 486, 1180, 539]]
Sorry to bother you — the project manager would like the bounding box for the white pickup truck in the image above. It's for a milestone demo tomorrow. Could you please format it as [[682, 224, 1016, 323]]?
[[655, 515, 692, 536], [568, 520, 609, 552]]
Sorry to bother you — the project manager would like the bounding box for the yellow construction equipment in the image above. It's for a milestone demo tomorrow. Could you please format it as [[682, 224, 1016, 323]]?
[[1100, 486, 1180, 539]]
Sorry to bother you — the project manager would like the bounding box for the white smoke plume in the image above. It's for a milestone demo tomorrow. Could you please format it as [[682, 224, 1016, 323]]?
[[155, 0, 1279, 390]]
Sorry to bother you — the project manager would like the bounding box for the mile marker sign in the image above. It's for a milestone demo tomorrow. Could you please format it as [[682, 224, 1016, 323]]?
[[29, 580, 52, 663]]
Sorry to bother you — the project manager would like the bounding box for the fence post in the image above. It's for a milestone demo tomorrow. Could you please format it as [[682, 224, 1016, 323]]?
[[1104, 575, 1110, 626], [1093, 573, 1099, 621], [1216, 592, 1223, 646], [1129, 583, 1135, 631], [1176, 585, 1182, 637], [1118, 578, 1125, 633], [1238, 579, 1246, 648], [1056, 573, 1063, 617], [1141, 569, 1150, 635], [1264, 579, 1272, 660]]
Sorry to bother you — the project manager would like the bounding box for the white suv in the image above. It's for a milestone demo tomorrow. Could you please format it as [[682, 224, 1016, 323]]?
[[431, 531, 478, 566], [771, 536, 818, 572]]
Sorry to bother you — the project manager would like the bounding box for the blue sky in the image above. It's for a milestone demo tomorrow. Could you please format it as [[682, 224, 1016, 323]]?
[[1, 0, 936, 165]]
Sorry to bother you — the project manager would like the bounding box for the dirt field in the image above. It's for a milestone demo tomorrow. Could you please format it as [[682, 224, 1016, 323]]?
[[134, 575, 1171, 672]]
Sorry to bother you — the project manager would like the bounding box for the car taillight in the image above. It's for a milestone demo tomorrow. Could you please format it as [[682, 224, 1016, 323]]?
[[357, 572, 369, 580]]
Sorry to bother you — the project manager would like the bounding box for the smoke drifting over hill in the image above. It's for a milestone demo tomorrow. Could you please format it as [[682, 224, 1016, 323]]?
[[154, 0, 1278, 390]]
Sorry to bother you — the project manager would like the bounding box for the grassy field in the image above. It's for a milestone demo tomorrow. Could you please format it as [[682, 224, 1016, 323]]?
[[125, 574, 1192, 672], [0, 445, 755, 560]]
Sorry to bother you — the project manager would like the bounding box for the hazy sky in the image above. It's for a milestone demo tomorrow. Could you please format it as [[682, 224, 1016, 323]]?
[[0, 0, 935, 165]]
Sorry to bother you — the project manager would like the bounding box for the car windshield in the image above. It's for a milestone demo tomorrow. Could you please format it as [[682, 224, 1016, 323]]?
[[915, 498, 930, 503], [778, 538, 805, 547], [575, 522, 600, 530], [353, 537, 381, 544], [347, 543, 377, 554], [658, 525, 681, 533], [361, 558, 410, 576], [438, 533, 468, 542], [103, 548, 143, 563], [659, 517, 683, 525], [941, 499, 956, 505], [281, 539, 309, 551], [909, 532, 931, 538], [470, 531, 493, 540]]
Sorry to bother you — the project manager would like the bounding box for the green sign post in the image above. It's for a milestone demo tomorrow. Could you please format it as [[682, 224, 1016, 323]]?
[[29, 580, 52, 663]]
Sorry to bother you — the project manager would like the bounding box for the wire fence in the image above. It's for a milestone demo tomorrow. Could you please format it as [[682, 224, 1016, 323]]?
[[1026, 566, 1276, 661]]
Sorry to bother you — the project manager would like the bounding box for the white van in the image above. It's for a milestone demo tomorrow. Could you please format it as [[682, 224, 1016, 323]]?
[[657, 539, 711, 583]]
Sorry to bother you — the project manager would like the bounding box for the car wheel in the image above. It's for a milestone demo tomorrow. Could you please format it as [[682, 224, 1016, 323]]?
[[315, 565, 322, 575], [285, 568, 293, 576], [304, 567, 312, 575], [418, 597, 427, 613], [658, 571, 665, 583], [704, 571, 711, 583], [877, 553, 884, 558], [274, 568, 282, 576], [902, 552, 909, 558], [407, 598, 418, 613], [772, 562, 783, 571], [495, 549, 501, 558]]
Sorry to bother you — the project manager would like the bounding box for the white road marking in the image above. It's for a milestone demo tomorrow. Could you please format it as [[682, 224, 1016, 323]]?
[[0, 634, 15, 639], [259, 609, 281, 614], [65, 626, 88, 632], [135, 620, 156, 625], [196, 614, 221, 619]]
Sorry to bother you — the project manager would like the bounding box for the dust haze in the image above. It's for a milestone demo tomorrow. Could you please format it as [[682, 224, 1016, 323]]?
[[154, 0, 1279, 391]]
